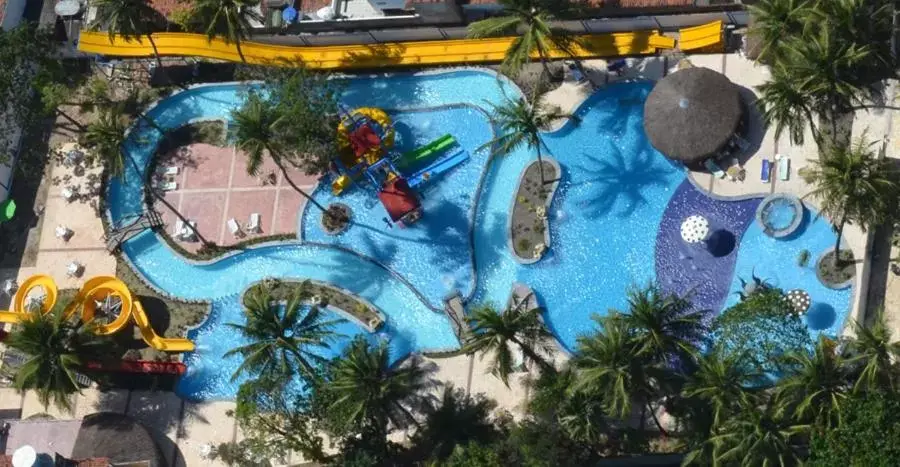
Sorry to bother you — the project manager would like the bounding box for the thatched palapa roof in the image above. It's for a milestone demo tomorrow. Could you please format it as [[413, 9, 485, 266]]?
[[643, 67, 743, 164], [71, 413, 165, 467]]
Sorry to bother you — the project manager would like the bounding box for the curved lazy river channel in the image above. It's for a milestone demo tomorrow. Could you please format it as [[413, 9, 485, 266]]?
[[107, 70, 852, 400]]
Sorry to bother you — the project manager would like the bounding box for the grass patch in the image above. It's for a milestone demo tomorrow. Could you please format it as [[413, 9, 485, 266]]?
[[244, 278, 383, 330]]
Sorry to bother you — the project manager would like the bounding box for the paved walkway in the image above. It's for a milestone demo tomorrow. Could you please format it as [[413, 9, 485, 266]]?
[[157, 143, 319, 252]]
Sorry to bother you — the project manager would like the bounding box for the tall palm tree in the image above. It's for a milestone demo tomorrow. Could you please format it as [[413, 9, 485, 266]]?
[[6, 305, 113, 412], [756, 64, 820, 146], [91, 0, 164, 69], [462, 302, 556, 387], [686, 399, 806, 467], [775, 336, 848, 428], [482, 88, 574, 185], [802, 136, 899, 258], [231, 93, 331, 215], [84, 106, 215, 246], [409, 386, 498, 463], [467, 0, 578, 77], [573, 314, 668, 433], [225, 285, 343, 382], [326, 337, 433, 439], [190, 0, 263, 63], [847, 310, 900, 393], [747, 0, 812, 62], [613, 285, 707, 365], [682, 350, 761, 430]]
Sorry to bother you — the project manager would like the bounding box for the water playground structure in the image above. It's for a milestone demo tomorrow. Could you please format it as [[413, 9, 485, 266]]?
[[0, 275, 195, 353], [332, 107, 470, 225]]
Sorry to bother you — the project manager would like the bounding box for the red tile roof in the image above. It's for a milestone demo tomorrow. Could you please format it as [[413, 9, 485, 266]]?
[[151, 0, 189, 17]]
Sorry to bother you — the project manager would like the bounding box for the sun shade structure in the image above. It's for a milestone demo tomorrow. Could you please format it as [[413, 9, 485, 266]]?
[[71, 413, 166, 467], [785, 289, 811, 315], [644, 67, 743, 164], [681, 215, 710, 243], [378, 177, 421, 223]]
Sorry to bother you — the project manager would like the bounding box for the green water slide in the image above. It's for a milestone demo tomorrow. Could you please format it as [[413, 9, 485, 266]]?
[[397, 134, 456, 169]]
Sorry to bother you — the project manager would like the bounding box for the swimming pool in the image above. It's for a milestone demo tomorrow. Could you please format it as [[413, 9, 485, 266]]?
[[108, 69, 854, 400]]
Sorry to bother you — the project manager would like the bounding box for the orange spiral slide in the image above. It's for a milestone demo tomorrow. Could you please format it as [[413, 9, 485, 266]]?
[[0, 275, 194, 352]]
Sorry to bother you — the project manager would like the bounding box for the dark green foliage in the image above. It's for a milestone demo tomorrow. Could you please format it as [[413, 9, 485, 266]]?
[[809, 393, 900, 467], [711, 288, 812, 375], [407, 387, 498, 462], [443, 442, 504, 467]]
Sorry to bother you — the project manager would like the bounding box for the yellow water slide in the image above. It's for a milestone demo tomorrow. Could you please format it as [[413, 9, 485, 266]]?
[[77, 30, 675, 69], [0, 275, 195, 352], [678, 21, 724, 52]]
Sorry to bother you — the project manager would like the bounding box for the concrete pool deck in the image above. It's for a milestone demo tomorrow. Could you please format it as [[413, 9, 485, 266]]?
[[4, 54, 897, 466]]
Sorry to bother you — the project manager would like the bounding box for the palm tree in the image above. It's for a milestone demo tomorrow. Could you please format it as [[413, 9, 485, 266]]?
[[462, 302, 556, 387], [482, 88, 574, 185], [91, 0, 165, 69], [847, 310, 900, 393], [573, 314, 668, 433], [613, 284, 707, 365], [802, 136, 899, 259], [756, 64, 821, 146], [325, 337, 433, 439], [409, 386, 498, 462], [225, 285, 343, 382], [467, 0, 578, 77], [83, 107, 215, 246], [747, 0, 812, 62], [686, 399, 806, 467], [6, 305, 113, 412], [775, 336, 848, 428], [231, 93, 331, 216], [190, 0, 263, 63], [682, 350, 761, 430]]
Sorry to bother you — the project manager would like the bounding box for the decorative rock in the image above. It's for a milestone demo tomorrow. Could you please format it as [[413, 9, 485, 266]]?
[[533, 243, 547, 259]]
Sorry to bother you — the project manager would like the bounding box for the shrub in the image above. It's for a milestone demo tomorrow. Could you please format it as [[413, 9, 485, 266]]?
[[798, 249, 811, 267], [809, 393, 900, 467]]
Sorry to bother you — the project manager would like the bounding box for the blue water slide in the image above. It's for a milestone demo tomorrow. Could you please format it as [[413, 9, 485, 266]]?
[[407, 149, 470, 188]]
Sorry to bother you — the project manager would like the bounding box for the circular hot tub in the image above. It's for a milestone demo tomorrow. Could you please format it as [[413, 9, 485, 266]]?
[[756, 194, 804, 239]]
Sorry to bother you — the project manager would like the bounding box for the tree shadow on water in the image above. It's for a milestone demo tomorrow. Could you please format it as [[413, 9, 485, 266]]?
[[571, 144, 671, 219]]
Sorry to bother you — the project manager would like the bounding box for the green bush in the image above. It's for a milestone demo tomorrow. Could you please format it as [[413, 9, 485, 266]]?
[[798, 249, 811, 267], [809, 393, 900, 467]]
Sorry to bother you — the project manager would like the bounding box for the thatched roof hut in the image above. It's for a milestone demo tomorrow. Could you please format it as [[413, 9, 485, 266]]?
[[71, 413, 165, 467], [644, 67, 743, 164]]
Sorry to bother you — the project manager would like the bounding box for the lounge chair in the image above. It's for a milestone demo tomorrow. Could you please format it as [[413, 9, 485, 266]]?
[[776, 154, 791, 181], [173, 219, 185, 239], [162, 181, 178, 191], [61, 187, 76, 202], [704, 159, 727, 179], [761, 159, 772, 183], [66, 261, 84, 277], [248, 213, 261, 233], [185, 221, 198, 241], [227, 218, 244, 238], [566, 61, 586, 83], [165, 166, 179, 176]]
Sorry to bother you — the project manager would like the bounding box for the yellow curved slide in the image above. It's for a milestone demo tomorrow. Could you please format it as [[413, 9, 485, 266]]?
[[0, 275, 195, 352], [678, 21, 724, 52], [78, 30, 675, 69]]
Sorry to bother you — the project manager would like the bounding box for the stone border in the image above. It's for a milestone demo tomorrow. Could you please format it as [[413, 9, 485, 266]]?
[[755, 193, 804, 239], [507, 158, 562, 264], [238, 278, 386, 332], [815, 247, 856, 291]]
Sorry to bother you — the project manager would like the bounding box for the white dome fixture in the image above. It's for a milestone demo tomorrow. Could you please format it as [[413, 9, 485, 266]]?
[[680, 215, 710, 244], [12, 445, 36, 467]]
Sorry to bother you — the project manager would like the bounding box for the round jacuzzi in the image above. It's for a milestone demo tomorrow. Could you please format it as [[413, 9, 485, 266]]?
[[756, 193, 804, 239]]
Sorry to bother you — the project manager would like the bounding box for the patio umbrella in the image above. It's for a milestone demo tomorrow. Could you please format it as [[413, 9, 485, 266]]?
[[282, 6, 298, 23], [644, 67, 743, 165], [681, 215, 710, 244], [0, 199, 16, 222], [785, 289, 811, 315]]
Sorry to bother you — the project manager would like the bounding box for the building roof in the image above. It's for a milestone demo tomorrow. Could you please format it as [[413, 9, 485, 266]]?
[[643, 67, 742, 163], [444, 0, 693, 6], [71, 413, 165, 467], [378, 177, 420, 221]]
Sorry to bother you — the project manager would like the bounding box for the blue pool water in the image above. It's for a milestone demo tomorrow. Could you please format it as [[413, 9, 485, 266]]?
[[108, 70, 855, 400]]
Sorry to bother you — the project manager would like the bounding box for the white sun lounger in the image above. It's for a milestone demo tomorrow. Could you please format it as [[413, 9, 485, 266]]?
[[184, 221, 198, 241], [165, 166, 179, 176], [776, 154, 791, 181], [227, 218, 244, 238], [248, 213, 261, 233], [162, 181, 178, 191], [173, 219, 185, 239]]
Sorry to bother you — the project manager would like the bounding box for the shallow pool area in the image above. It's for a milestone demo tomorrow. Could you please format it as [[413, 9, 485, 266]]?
[[108, 69, 855, 400]]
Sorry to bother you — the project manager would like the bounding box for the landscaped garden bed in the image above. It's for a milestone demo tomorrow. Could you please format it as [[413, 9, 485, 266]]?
[[510, 159, 560, 263], [242, 278, 384, 331], [817, 249, 856, 289]]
